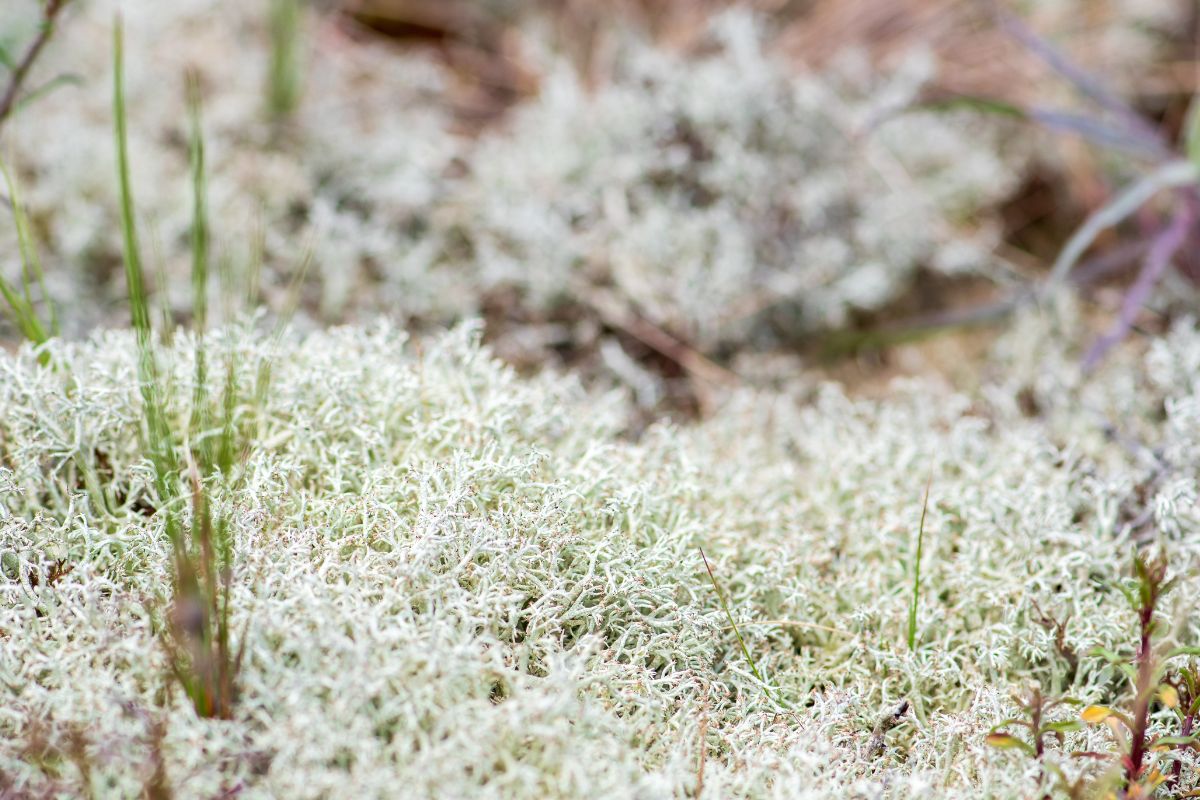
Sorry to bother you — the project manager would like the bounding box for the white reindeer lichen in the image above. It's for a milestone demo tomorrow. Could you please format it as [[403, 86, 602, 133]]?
[[1, 318, 1198, 797]]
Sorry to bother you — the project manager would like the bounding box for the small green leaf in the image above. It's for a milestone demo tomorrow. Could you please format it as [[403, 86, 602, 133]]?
[[1165, 646, 1200, 659], [1151, 734, 1200, 748], [1042, 720, 1084, 734], [1116, 580, 1140, 611]]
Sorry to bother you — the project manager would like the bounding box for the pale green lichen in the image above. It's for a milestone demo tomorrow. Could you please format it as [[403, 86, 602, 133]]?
[[2, 319, 1198, 797]]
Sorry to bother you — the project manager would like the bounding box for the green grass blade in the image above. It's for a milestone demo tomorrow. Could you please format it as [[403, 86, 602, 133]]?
[[185, 71, 216, 471], [267, 0, 302, 119], [0, 156, 52, 357], [187, 72, 208, 333], [113, 17, 151, 343], [700, 547, 775, 703], [113, 15, 179, 526], [907, 476, 933, 651]]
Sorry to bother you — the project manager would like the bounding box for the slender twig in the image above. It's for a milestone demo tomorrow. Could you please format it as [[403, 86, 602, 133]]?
[[0, 0, 70, 129], [588, 289, 738, 387]]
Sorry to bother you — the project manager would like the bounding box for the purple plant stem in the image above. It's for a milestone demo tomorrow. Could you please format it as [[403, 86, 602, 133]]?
[[1083, 203, 1195, 371], [983, 0, 1171, 159], [1028, 109, 1168, 159]]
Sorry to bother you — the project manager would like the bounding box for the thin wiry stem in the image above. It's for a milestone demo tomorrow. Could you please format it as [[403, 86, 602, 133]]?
[[908, 475, 933, 651], [988, 0, 1170, 157], [1045, 160, 1198, 288], [700, 547, 774, 702]]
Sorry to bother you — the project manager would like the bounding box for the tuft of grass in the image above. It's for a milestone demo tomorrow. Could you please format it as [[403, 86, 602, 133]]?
[[114, 17, 243, 719], [267, 0, 303, 120], [907, 476, 932, 651]]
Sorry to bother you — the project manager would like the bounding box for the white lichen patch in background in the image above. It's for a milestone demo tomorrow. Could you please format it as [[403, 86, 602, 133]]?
[[2, 320, 1198, 798], [3, 2, 1022, 346], [446, 15, 1021, 348]]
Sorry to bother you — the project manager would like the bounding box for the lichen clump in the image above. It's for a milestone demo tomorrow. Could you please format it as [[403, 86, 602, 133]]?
[[2, 320, 1198, 797], [3, 2, 1021, 345]]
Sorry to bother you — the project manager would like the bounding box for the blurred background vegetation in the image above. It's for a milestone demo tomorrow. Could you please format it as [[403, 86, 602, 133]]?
[[1, 0, 1198, 416]]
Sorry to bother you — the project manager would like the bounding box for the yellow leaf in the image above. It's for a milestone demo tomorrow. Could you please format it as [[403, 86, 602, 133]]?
[[1082, 705, 1112, 724], [985, 733, 1023, 750], [1147, 769, 1168, 787], [1159, 685, 1179, 709]]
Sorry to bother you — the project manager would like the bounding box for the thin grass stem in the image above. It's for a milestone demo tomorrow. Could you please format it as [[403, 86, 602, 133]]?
[[700, 547, 774, 703]]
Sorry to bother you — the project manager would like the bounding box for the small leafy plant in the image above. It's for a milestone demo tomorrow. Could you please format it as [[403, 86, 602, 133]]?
[[1079, 552, 1200, 795], [986, 685, 1086, 799], [988, 551, 1200, 797]]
